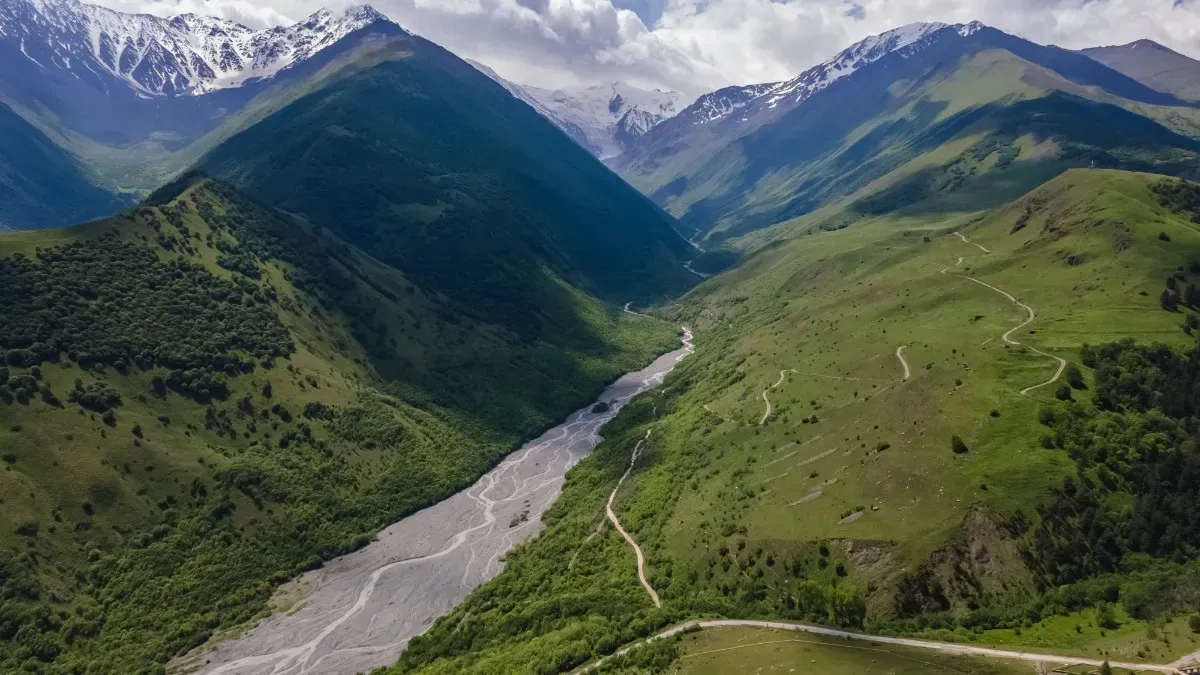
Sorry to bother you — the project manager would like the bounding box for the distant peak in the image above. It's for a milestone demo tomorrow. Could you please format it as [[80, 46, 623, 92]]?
[[297, 4, 393, 30], [1128, 38, 1169, 50], [340, 4, 388, 22], [957, 20, 986, 36]]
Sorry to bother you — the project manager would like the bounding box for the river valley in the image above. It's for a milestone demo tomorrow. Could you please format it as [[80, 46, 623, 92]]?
[[176, 328, 695, 675]]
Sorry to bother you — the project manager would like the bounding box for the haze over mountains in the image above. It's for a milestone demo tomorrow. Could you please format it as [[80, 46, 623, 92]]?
[[6, 1, 1200, 673]]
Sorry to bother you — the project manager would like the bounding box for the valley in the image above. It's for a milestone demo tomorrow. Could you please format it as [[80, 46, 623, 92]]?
[[390, 172, 1200, 674], [5, 2, 1200, 674], [177, 330, 693, 675]]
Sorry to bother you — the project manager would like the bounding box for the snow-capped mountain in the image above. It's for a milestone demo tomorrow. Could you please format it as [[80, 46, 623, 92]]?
[[697, 21, 983, 128], [0, 0, 398, 96], [757, 21, 983, 112], [522, 82, 682, 158], [672, 82, 782, 127], [468, 63, 683, 159]]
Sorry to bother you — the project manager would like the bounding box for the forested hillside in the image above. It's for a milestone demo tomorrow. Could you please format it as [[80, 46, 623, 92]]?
[[0, 176, 678, 671]]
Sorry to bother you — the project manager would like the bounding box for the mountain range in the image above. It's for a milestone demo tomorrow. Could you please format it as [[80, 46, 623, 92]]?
[[0, 0, 392, 96], [610, 21, 1200, 243], [7, 1, 1200, 673]]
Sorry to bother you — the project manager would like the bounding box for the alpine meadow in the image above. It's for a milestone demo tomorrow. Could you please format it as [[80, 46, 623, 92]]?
[[4, 2, 1200, 675]]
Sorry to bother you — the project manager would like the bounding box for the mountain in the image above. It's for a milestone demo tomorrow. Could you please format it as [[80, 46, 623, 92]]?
[[469, 63, 682, 158], [615, 21, 1200, 243], [621, 21, 980, 160], [0, 101, 129, 228], [0, 0, 409, 227], [0, 1, 701, 670], [466, 59, 597, 153], [1080, 39, 1200, 102], [0, 0, 393, 97], [199, 31, 695, 311], [522, 82, 682, 158]]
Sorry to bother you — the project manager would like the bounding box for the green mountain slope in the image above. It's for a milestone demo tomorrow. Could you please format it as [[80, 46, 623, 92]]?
[[390, 170, 1200, 673], [0, 176, 678, 671], [616, 28, 1200, 246], [200, 34, 693, 311], [0, 103, 128, 230], [1081, 40, 1200, 102]]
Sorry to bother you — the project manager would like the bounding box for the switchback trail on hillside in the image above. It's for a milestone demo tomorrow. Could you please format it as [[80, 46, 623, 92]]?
[[577, 620, 1182, 673], [757, 347, 911, 425], [943, 233, 1067, 396], [182, 330, 695, 675]]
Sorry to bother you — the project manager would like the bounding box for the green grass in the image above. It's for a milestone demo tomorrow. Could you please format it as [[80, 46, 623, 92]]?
[[976, 613, 1200, 664], [391, 170, 1200, 674], [673, 627, 1034, 674]]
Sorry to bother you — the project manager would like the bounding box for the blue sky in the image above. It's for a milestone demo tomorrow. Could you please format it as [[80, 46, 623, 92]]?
[[612, 0, 667, 25]]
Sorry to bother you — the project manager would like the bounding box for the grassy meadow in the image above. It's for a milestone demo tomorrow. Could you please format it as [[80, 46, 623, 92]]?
[[393, 170, 1200, 674]]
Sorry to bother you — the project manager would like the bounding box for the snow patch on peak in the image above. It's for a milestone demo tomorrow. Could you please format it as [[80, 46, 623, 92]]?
[[518, 80, 684, 158], [0, 0, 403, 96], [763, 21, 966, 109]]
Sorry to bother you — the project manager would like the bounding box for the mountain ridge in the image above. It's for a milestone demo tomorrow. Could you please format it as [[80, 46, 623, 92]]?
[[0, 0, 398, 96], [1080, 38, 1200, 102], [615, 20, 1199, 244]]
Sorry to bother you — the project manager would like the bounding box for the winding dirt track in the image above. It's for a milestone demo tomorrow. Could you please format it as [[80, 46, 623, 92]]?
[[895, 346, 911, 380], [943, 234, 1067, 396], [954, 230, 991, 253], [181, 329, 695, 675], [605, 429, 661, 608], [759, 369, 796, 425], [579, 620, 1182, 673]]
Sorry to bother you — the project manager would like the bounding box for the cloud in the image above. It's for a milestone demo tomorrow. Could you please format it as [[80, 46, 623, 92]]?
[[87, 0, 1200, 98]]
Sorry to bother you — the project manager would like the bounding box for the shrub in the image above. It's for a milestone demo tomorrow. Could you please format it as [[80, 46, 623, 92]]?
[[1065, 364, 1085, 389], [951, 435, 969, 454], [1038, 407, 1056, 426], [302, 402, 330, 420]]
